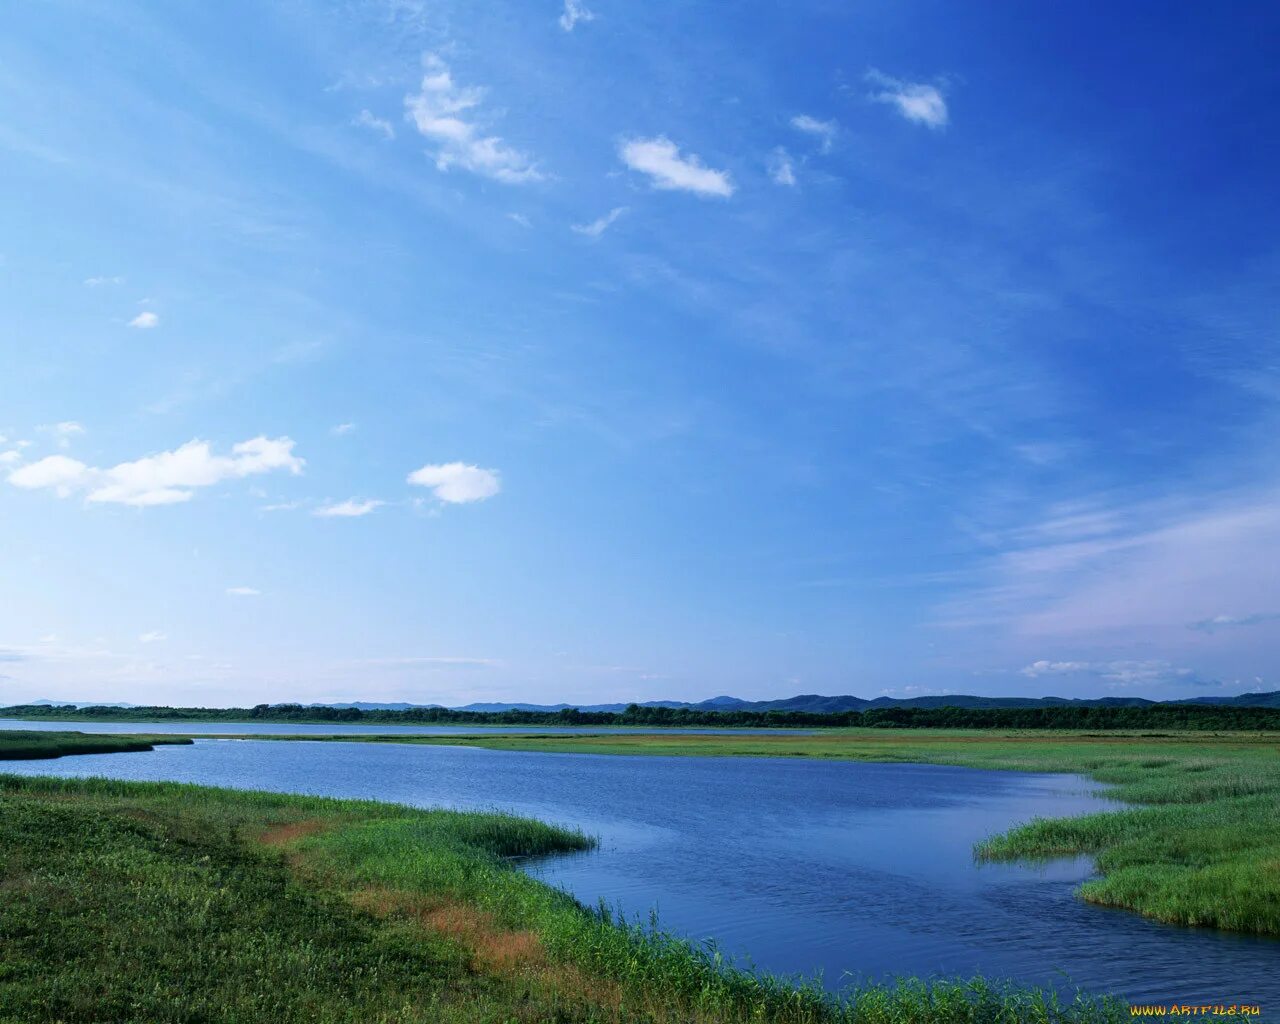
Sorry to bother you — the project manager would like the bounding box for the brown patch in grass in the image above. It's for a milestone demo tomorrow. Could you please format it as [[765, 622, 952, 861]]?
[[259, 819, 327, 847], [347, 887, 627, 1016]]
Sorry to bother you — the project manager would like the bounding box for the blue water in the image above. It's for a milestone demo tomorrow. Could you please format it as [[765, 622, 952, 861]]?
[[3, 738, 1275, 1012], [0, 717, 807, 736]]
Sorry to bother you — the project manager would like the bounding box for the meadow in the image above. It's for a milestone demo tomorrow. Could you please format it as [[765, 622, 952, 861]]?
[[0, 762, 1124, 1024], [260, 728, 1280, 936]]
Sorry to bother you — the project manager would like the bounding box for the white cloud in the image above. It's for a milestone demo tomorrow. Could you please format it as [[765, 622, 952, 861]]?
[[41, 421, 85, 449], [507, 212, 533, 228], [139, 631, 166, 644], [866, 70, 948, 129], [331, 422, 356, 436], [0, 450, 21, 464], [7, 436, 303, 507], [790, 114, 837, 152], [559, 0, 595, 31], [407, 462, 501, 503], [129, 311, 160, 329], [313, 498, 385, 518], [571, 206, 627, 238], [84, 275, 124, 287], [226, 586, 261, 597], [767, 148, 796, 186], [353, 109, 395, 140], [7, 455, 91, 496], [618, 137, 734, 198], [404, 54, 542, 184]]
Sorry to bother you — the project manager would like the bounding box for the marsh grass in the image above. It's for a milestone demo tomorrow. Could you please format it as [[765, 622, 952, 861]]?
[[0, 773, 1123, 1023]]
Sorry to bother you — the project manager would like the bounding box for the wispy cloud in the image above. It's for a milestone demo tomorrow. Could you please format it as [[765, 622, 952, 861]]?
[[129, 311, 160, 329], [407, 462, 501, 503], [767, 148, 796, 186], [618, 137, 734, 198], [353, 109, 395, 140], [942, 487, 1280, 643], [7, 436, 303, 507], [1191, 612, 1280, 633], [559, 0, 595, 31], [866, 70, 949, 129], [790, 114, 837, 152], [1020, 658, 1215, 689], [139, 630, 167, 644], [572, 206, 627, 238], [313, 498, 385, 518], [330, 422, 356, 436], [226, 586, 261, 597], [404, 54, 542, 183], [362, 655, 503, 669], [84, 275, 124, 287]]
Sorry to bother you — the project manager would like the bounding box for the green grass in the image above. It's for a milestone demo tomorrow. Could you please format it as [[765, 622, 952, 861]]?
[[0, 728, 192, 760], [252, 729, 1280, 936], [0, 773, 1124, 1024]]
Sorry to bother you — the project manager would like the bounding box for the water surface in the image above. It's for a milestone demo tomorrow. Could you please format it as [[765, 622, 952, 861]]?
[[3, 738, 1274, 1011], [0, 717, 804, 736]]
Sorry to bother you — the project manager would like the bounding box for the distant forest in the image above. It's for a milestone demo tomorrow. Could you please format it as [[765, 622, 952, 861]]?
[[4, 702, 1280, 731]]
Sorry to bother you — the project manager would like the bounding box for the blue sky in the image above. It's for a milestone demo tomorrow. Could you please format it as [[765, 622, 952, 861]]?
[[2, 1, 1278, 706]]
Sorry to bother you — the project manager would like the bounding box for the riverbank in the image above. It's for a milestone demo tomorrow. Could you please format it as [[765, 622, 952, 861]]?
[[235, 728, 1280, 937], [0, 772, 1122, 1024]]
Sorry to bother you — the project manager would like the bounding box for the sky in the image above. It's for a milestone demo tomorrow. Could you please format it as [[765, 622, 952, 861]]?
[[1, 1, 1278, 707]]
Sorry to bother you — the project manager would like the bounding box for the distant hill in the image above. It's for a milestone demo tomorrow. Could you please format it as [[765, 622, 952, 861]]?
[[422, 690, 1280, 713]]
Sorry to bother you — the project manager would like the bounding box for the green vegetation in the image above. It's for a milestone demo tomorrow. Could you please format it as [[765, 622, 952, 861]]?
[[298, 729, 1280, 936], [6, 700, 1280, 729], [0, 774, 1122, 1023], [0, 728, 192, 760]]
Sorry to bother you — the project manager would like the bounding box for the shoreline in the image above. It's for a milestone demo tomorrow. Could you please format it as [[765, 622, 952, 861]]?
[[183, 727, 1280, 938], [0, 769, 1126, 1023]]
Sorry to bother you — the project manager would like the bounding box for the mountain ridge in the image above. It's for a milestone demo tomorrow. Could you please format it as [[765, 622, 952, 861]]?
[[21, 691, 1280, 713]]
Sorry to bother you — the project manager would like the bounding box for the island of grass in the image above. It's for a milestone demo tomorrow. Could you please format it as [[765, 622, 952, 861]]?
[[0, 773, 1123, 1024], [0, 728, 192, 760], [242, 727, 1280, 937]]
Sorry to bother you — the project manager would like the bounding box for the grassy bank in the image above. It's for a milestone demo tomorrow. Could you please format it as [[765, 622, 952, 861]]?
[[0, 773, 1122, 1023], [260, 729, 1280, 936], [0, 728, 192, 760]]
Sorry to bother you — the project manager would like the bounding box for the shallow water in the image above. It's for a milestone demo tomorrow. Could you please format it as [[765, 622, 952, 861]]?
[[3, 738, 1275, 1011]]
